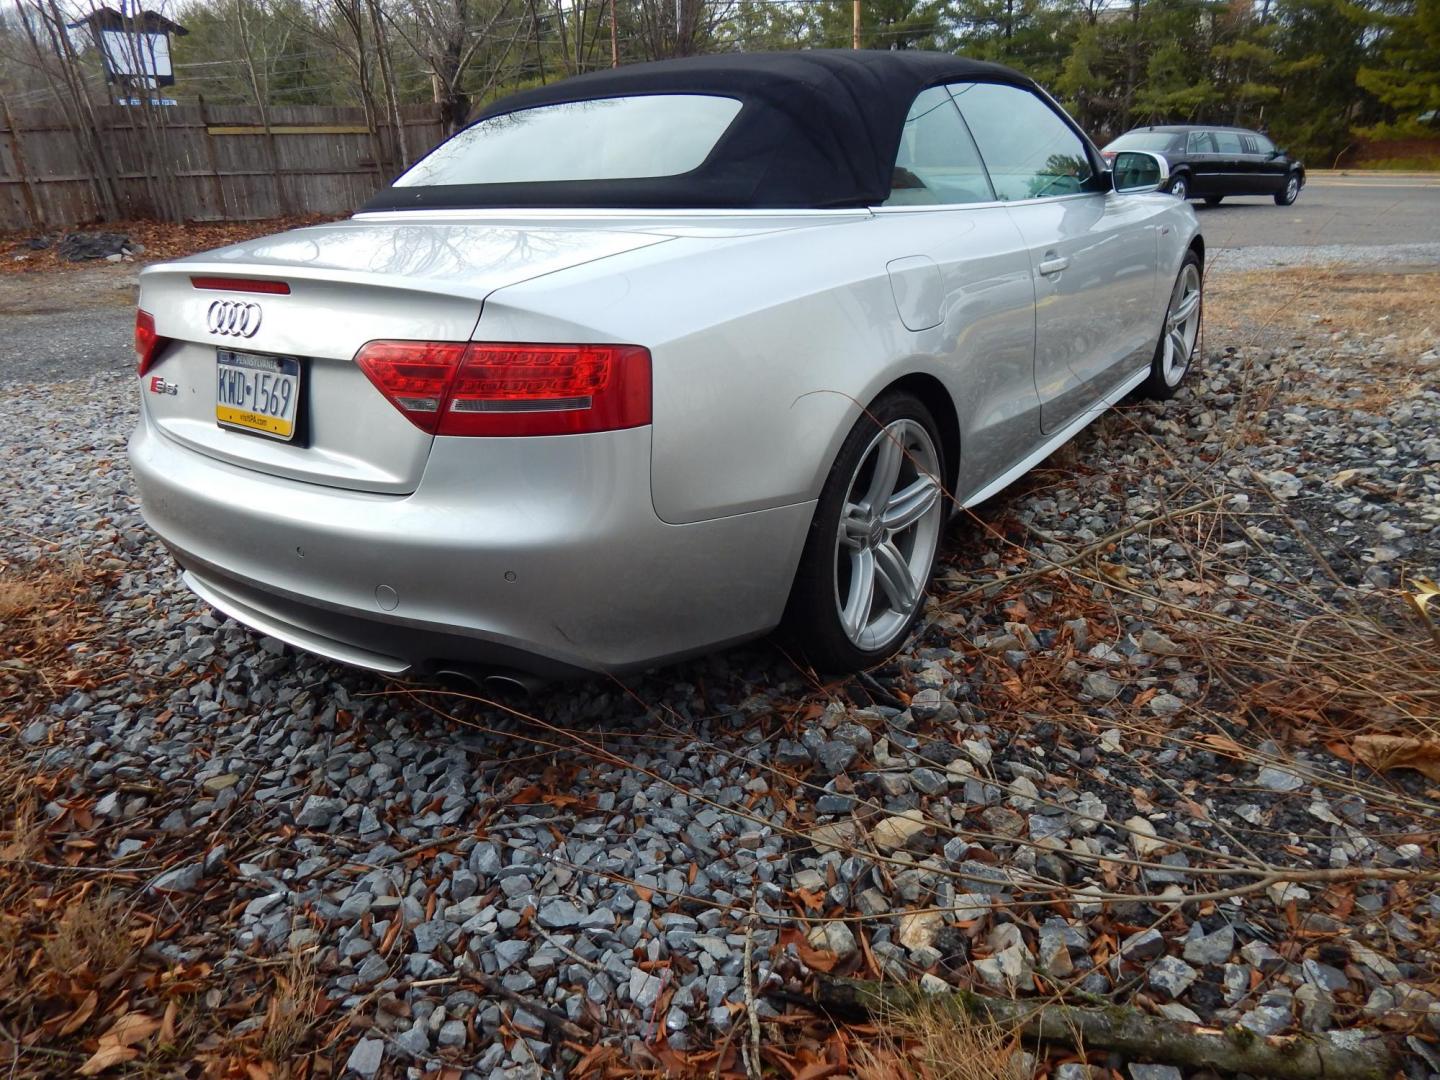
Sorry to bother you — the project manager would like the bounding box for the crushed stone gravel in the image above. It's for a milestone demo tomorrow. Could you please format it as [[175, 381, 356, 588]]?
[[2, 259, 1438, 1078]]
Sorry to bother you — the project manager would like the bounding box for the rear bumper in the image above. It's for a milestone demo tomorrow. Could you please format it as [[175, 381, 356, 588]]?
[[129, 414, 813, 676]]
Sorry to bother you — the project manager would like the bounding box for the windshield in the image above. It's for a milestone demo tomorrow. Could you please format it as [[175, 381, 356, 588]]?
[[394, 95, 744, 188], [1106, 131, 1180, 152]]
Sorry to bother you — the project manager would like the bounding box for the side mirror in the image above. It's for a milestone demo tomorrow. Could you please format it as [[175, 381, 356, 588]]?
[[1111, 150, 1170, 194]]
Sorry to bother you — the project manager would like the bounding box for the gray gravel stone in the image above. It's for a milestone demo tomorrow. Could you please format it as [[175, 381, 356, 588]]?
[[536, 900, 583, 929], [1081, 671, 1123, 701], [630, 968, 664, 1011], [1183, 924, 1234, 966], [1257, 765, 1305, 792], [815, 742, 857, 776], [394, 1024, 431, 1057], [344, 1037, 384, 1077], [151, 862, 203, 893], [296, 795, 346, 828], [1148, 956, 1197, 1000], [1128, 1066, 1182, 1080]]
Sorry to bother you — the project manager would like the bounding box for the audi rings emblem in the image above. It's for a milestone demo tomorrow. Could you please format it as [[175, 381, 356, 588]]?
[[206, 300, 262, 338]]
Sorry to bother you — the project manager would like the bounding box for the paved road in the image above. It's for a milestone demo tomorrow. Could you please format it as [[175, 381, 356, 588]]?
[[1194, 173, 1440, 249]]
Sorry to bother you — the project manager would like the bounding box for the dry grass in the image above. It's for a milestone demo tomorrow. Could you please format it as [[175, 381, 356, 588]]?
[[261, 952, 321, 1065], [0, 580, 43, 621], [853, 996, 1028, 1080], [1181, 267, 1440, 739], [42, 889, 136, 979]]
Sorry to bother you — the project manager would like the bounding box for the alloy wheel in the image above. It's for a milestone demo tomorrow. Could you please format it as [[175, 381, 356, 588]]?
[[1171, 177, 1188, 200], [1286, 176, 1299, 203], [1161, 262, 1202, 386], [833, 419, 943, 650]]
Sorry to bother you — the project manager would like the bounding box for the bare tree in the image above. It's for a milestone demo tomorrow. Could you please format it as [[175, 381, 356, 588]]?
[[383, 0, 518, 131], [12, 0, 121, 218]]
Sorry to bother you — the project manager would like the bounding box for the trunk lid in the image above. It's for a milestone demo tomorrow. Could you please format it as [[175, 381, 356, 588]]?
[[138, 218, 671, 494]]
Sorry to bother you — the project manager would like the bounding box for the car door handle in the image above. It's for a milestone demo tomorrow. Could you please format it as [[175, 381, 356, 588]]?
[[1038, 255, 1069, 276]]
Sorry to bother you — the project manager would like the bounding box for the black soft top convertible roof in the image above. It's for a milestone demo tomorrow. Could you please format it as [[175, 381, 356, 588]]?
[[362, 50, 1035, 212]]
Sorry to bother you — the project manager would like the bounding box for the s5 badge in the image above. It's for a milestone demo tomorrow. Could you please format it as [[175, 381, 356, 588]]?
[[148, 376, 178, 396]]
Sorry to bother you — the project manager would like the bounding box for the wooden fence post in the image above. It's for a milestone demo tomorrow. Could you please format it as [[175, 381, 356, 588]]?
[[196, 96, 228, 219], [1, 101, 44, 230]]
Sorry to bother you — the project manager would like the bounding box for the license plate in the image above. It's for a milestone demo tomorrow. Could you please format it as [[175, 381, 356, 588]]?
[[216, 350, 300, 441]]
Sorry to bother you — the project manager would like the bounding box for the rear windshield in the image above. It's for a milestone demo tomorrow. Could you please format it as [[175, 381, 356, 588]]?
[[1107, 131, 1180, 152], [394, 94, 744, 188]]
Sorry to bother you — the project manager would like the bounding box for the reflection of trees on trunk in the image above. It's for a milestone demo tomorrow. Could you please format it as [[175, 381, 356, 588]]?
[[243, 221, 604, 280]]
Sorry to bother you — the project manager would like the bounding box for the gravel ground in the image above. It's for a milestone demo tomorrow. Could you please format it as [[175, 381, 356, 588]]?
[[3, 264, 1439, 1079]]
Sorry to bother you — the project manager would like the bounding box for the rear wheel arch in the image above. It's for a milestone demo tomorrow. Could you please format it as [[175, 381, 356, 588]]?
[[883, 373, 960, 505], [804, 371, 961, 510]]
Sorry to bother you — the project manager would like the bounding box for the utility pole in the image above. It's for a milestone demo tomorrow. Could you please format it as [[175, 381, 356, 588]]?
[[609, 0, 618, 67], [852, 0, 860, 48]]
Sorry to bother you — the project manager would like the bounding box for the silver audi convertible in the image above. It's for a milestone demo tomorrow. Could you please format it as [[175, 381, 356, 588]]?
[[129, 50, 1203, 680]]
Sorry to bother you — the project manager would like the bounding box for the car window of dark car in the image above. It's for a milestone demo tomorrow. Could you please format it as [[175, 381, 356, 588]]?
[[1212, 131, 1245, 154], [1253, 133, 1278, 155], [948, 82, 1097, 201], [885, 86, 997, 206], [1106, 131, 1180, 153], [1187, 131, 1216, 154], [392, 94, 743, 187]]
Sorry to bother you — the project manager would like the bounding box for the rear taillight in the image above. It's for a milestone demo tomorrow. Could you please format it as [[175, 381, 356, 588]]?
[[354, 341, 651, 437], [353, 341, 470, 433], [135, 309, 163, 375]]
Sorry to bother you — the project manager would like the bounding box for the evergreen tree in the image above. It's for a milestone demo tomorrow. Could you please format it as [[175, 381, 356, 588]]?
[[1358, 0, 1440, 134]]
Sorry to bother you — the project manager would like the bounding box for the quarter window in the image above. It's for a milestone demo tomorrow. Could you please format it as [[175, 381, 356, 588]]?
[[885, 86, 996, 206], [948, 82, 1097, 201], [1212, 130, 1245, 154]]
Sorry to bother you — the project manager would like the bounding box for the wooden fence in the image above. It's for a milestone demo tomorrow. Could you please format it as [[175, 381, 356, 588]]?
[[0, 102, 447, 230]]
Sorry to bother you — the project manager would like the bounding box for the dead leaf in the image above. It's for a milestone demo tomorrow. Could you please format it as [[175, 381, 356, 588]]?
[[158, 1000, 178, 1045], [1198, 733, 1245, 759], [1404, 577, 1440, 646], [78, 1045, 140, 1076], [106, 1012, 161, 1049], [1352, 734, 1440, 782], [57, 990, 99, 1037]]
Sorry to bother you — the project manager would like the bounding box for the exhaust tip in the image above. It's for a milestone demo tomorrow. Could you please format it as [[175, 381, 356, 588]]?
[[433, 666, 544, 696]]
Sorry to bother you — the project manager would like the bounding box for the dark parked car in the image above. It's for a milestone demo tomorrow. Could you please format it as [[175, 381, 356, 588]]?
[[1101, 125, 1305, 206]]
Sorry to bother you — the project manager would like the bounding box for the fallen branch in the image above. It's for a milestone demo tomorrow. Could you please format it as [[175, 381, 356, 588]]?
[[785, 976, 1400, 1080]]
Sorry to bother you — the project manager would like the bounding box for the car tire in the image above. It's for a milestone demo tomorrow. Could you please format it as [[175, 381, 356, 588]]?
[[784, 390, 947, 672], [1204, 195, 1223, 206], [1274, 172, 1301, 205], [1140, 251, 1203, 401], [1169, 174, 1190, 200]]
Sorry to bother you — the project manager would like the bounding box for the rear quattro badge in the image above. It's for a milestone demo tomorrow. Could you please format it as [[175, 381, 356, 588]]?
[[148, 376, 178, 395]]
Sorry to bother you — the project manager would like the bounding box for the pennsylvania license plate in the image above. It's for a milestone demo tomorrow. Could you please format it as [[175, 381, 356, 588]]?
[[216, 350, 301, 441]]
